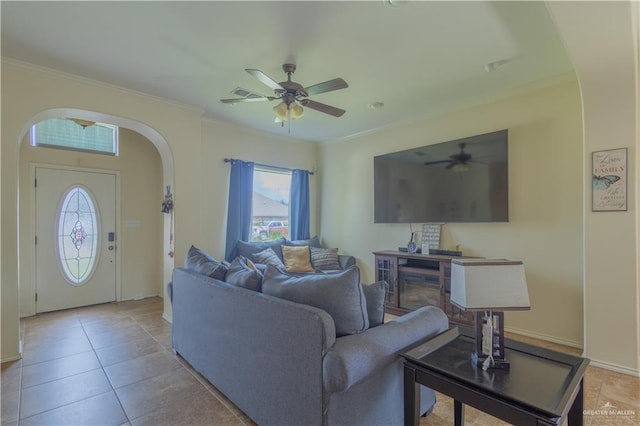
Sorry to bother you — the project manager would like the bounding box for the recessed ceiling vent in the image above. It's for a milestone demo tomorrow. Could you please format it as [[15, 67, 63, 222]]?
[[231, 87, 264, 99]]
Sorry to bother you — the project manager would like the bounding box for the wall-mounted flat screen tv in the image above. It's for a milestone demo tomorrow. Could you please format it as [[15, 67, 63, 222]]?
[[374, 130, 508, 223]]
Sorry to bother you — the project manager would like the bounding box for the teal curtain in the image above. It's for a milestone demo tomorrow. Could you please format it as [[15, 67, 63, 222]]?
[[289, 169, 310, 241], [225, 160, 254, 261]]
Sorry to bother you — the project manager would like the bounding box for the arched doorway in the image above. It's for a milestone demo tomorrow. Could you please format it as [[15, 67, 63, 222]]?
[[17, 108, 174, 315]]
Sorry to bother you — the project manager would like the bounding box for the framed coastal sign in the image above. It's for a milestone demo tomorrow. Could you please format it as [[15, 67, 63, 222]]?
[[592, 148, 627, 212]]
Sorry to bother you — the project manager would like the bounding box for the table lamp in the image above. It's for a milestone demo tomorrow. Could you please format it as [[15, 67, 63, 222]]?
[[450, 259, 530, 370]]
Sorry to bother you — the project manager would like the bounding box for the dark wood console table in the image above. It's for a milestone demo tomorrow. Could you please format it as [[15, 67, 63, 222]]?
[[373, 250, 474, 326], [402, 327, 589, 426]]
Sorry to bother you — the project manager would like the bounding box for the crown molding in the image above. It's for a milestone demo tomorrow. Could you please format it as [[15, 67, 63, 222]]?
[[1, 57, 205, 116]]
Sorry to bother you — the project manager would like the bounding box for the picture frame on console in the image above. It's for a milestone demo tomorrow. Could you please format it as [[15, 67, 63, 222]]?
[[592, 147, 627, 212]]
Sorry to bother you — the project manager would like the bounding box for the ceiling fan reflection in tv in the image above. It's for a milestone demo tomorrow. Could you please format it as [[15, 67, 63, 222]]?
[[374, 129, 509, 223]]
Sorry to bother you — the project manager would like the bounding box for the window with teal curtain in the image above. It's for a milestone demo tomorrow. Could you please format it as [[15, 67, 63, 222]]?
[[225, 160, 255, 261], [289, 169, 310, 241]]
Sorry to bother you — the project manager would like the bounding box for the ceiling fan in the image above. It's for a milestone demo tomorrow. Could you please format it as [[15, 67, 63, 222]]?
[[220, 64, 348, 122], [424, 143, 474, 171]]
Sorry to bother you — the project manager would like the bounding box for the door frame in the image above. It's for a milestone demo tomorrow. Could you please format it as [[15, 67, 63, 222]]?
[[29, 163, 122, 314]]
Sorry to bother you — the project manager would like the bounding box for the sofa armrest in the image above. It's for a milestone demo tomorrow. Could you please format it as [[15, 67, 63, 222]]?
[[338, 254, 356, 269], [322, 306, 448, 393]]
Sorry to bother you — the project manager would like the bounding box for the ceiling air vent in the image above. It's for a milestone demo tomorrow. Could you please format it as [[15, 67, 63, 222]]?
[[231, 87, 264, 99]]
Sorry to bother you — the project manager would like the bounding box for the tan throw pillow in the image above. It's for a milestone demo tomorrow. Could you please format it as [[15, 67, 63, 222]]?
[[281, 245, 314, 273]]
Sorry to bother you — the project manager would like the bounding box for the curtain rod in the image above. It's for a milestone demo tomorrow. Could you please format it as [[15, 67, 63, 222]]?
[[223, 158, 315, 175]]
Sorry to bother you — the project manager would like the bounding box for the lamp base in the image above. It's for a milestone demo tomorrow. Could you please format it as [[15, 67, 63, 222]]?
[[472, 353, 510, 369], [473, 311, 508, 370]]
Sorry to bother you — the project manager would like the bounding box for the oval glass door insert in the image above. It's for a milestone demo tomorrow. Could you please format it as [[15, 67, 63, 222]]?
[[57, 186, 99, 285]]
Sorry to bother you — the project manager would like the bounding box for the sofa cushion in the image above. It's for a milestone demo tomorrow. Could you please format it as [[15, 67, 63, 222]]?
[[185, 245, 227, 281], [226, 256, 263, 292], [282, 245, 315, 273], [310, 247, 341, 271], [237, 238, 286, 262], [362, 281, 388, 328], [253, 248, 286, 271], [262, 265, 369, 336], [285, 236, 322, 248]]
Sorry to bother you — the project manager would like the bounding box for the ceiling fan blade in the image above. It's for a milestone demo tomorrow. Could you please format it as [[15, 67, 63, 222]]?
[[304, 78, 348, 96], [220, 97, 273, 104], [424, 160, 453, 166], [300, 99, 345, 117], [245, 69, 284, 91]]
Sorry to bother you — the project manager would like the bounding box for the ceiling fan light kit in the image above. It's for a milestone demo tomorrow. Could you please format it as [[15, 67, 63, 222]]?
[[221, 63, 348, 126]]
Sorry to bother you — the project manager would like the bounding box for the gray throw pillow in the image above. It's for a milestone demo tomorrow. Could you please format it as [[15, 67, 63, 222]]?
[[185, 245, 227, 281], [262, 265, 369, 336], [226, 256, 263, 292], [253, 248, 286, 271], [310, 247, 341, 271], [237, 238, 286, 262], [362, 281, 388, 328], [285, 236, 321, 248]]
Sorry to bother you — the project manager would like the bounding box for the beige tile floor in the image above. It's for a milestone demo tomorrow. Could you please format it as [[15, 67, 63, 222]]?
[[1, 297, 255, 426], [2, 297, 638, 425]]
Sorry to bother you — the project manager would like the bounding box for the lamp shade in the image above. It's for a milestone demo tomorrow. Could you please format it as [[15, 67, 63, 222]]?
[[450, 259, 530, 311]]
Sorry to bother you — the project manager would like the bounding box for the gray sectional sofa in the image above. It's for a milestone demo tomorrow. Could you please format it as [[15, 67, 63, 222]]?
[[170, 248, 449, 426]]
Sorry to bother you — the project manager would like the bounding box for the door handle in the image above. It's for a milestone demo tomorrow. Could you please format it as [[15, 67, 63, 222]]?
[[108, 245, 115, 251]]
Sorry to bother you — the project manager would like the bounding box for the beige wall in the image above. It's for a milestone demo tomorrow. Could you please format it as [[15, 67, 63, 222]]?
[[2, 60, 204, 361], [548, 0, 639, 375], [320, 79, 585, 347], [18, 128, 163, 316]]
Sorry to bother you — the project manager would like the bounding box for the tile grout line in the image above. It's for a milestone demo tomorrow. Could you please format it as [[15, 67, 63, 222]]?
[[80, 312, 132, 426], [15, 300, 252, 426], [17, 310, 120, 424], [144, 317, 252, 426]]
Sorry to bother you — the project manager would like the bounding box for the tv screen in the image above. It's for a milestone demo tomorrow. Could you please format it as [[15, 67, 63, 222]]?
[[374, 130, 508, 223]]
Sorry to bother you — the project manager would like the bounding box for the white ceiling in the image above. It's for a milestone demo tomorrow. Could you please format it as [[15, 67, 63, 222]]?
[[1, 1, 573, 143]]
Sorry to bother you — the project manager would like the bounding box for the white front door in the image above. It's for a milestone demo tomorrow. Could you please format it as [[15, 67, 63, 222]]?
[[35, 167, 117, 313]]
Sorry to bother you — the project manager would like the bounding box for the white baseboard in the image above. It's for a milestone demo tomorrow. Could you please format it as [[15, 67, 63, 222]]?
[[1, 353, 22, 363], [506, 327, 640, 377], [588, 358, 640, 377], [122, 293, 160, 302], [504, 326, 583, 349], [162, 312, 173, 323]]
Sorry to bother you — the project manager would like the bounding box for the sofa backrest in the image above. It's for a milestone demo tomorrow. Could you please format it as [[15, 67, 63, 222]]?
[[171, 267, 336, 426]]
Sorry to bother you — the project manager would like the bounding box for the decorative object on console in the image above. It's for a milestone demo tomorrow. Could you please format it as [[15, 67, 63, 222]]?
[[428, 248, 462, 256], [421, 223, 442, 254], [407, 224, 418, 253], [450, 258, 530, 370]]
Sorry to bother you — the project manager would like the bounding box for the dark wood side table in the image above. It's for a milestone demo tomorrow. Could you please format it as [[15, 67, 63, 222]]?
[[402, 328, 589, 426]]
